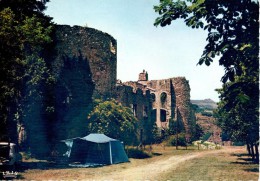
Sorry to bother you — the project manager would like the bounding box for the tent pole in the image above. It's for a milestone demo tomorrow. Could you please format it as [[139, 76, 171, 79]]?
[[109, 141, 113, 164]]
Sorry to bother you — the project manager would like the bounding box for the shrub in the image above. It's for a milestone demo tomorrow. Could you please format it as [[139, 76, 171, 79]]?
[[126, 148, 151, 159], [192, 140, 221, 149], [167, 133, 187, 147], [192, 140, 202, 146], [201, 132, 212, 141]]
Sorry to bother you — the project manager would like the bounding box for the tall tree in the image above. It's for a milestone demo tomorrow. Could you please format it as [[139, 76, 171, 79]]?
[[216, 73, 259, 161], [0, 0, 53, 141], [154, 0, 259, 160]]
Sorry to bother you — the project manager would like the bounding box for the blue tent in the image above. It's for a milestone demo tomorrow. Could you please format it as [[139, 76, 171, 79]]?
[[61, 134, 129, 166]]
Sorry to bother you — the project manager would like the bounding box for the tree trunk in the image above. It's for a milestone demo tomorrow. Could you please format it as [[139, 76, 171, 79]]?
[[254, 144, 259, 163], [176, 133, 178, 150], [246, 143, 251, 155], [250, 143, 255, 161]]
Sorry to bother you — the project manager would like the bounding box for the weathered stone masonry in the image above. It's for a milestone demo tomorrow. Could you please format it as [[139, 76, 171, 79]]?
[[51, 25, 117, 140], [21, 25, 194, 156], [53, 25, 117, 98], [120, 70, 193, 138], [22, 25, 117, 156]]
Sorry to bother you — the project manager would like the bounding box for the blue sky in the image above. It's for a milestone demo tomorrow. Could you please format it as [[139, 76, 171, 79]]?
[[45, 0, 224, 102]]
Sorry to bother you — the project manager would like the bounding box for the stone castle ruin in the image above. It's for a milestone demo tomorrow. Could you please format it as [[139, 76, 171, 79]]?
[[117, 70, 194, 140], [18, 25, 195, 156]]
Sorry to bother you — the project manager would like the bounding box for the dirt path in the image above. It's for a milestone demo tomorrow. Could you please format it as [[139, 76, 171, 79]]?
[[93, 147, 244, 181]]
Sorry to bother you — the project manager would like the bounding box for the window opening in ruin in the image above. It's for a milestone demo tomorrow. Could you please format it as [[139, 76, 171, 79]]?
[[160, 109, 167, 122], [160, 92, 167, 103]]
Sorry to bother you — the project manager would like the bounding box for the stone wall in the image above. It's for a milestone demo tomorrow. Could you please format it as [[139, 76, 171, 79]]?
[[171, 77, 193, 138], [52, 25, 117, 140], [115, 82, 154, 144], [20, 25, 196, 155], [146, 79, 174, 129], [53, 25, 117, 98], [23, 25, 117, 156], [119, 72, 195, 139]]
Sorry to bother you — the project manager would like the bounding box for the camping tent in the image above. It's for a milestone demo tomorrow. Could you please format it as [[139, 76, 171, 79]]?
[[61, 134, 129, 166]]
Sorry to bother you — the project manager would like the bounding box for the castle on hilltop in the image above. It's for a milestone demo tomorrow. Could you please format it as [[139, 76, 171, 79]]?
[[16, 25, 195, 156]]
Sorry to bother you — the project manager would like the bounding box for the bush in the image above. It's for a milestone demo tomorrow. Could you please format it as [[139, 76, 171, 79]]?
[[167, 134, 187, 147], [192, 140, 221, 149], [126, 148, 151, 159], [233, 141, 245, 146], [201, 132, 212, 141], [201, 111, 213, 117]]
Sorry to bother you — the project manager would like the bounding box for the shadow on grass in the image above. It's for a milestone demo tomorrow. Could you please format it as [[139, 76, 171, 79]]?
[[152, 152, 162, 156], [18, 161, 70, 171], [127, 148, 151, 159], [231, 161, 254, 165], [230, 152, 259, 173], [231, 153, 249, 157], [244, 167, 259, 172], [0, 161, 71, 180]]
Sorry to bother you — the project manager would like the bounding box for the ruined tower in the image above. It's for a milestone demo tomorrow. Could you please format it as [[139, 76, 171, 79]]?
[[22, 25, 117, 156], [120, 70, 194, 138]]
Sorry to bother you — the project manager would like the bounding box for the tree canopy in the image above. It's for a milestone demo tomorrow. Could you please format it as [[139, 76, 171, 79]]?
[[87, 99, 139, 145], [0, 0, 53, 139], [154, 0, 258, 83], [154, 0, 259, 161]]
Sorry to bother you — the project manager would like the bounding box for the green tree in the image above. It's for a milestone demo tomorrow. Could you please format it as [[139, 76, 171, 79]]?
[[87, 99, 138, 145], [216, 76, 259, 161], [191, 123, 204, 141], [154, 0, 258, 161], [167, 133, 187, 147], [0, 0, 53, 141], [154, 0, 258, 82]]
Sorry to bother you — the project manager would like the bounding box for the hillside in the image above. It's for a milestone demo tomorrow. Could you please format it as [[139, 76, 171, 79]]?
[[195, 113, 222, 144], [191, 99, 221, 143], [191, 99, 218, 110]]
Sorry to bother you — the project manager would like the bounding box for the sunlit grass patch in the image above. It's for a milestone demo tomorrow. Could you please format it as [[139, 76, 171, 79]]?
[[157, 150, 259, 181]]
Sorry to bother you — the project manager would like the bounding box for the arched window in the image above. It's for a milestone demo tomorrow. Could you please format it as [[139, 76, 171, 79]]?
[[160, 92, 167, 107]]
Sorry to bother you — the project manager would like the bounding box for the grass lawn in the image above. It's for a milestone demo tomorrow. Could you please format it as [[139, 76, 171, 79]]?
[[13, 145, 259, 180], [17, 145, 201, 180], [156, 148, 259, 181]]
